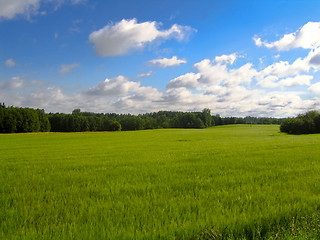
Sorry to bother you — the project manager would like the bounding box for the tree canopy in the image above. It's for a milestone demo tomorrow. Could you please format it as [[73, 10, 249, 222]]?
[[0, 103, 50, 133], [280, 110, 320, 134], [0, 103, 283, 133]]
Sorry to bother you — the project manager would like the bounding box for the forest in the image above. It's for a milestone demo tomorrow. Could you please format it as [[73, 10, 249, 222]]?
[[280, 110, 320, 134], [0, 103, 50, 133], [0, 103, 283, 133]]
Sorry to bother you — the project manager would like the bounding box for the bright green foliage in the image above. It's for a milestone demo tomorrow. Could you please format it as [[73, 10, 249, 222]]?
[[1, 125, 320, 239]]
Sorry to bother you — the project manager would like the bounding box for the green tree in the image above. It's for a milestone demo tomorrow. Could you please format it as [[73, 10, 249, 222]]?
[[110, 121, 121, 131]]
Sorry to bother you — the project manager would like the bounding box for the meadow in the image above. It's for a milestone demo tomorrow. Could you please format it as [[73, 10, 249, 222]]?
[[1, 125, 320, 239]]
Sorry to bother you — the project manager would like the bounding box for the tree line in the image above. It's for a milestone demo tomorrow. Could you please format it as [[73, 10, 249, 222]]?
[[0, 103, 50, 133], [0, 103, 282, 133], [280, 110, 320, 134], [48, 108, 214, 132]]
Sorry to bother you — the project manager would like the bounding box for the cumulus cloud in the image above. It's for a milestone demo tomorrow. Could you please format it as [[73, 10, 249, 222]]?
[[76, 49, 320, 116], [258, 75, 313, 88], [161, 48, 320, 117], [84, 76, 140, 96], [214, 53, 238, 65], [258, 59, 309, 79], [5, 59, 16, 67], [59, 63, 80, 74], [165, 54, 257, 110], [29, 87, 69, 109], [308, 47, 320, 69], [193, 59, 228, 85], [255, 92, 318, 117], [1, 71, 319, 118], [255, 46, 320, 88], [89, 19, 196, 56], [149, 56, 187, 68], [225, 63, 256, 87], [191, 54, 256, 87], [308, 82, 320, 94], [167, 73, 201, 89], [81, 75, 163, 113], [277, 75, 312, 88], [254, 22, 320, 51], [129, 86, 162, 101]]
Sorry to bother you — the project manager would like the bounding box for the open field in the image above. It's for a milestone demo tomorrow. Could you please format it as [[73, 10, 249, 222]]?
[[1, 125, 320, 239]]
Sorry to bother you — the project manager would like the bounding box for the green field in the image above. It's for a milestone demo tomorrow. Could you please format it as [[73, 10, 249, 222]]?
[[1, 125, 320, 239]]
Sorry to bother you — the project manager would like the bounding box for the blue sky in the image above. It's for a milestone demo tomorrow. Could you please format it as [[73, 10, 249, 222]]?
[[1, 0, 320, 117]]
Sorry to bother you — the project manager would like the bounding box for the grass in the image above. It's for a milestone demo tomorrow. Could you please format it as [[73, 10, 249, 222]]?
[[1, 125, 320, 239]]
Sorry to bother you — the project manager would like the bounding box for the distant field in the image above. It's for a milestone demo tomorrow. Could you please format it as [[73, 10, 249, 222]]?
[[1, 125, 320, 239]]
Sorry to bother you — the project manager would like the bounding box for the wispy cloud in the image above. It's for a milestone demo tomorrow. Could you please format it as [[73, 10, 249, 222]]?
[[59, 63, 80, 74], [135, 71, 153, 78], [0, 0, 40, 20], [5, 58, 16, 67], [0, 0, 86, 21], [0, 76, 46, 90]]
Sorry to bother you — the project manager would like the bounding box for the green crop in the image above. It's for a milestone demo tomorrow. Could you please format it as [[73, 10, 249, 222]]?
[[1, 125, 320, 239]]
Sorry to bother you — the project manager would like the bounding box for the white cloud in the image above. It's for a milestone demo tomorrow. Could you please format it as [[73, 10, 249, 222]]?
[[214, 53, 237, 65], [163, 87, 210, 106], [225, 63, 256, 87], [256, 47, 320, 88], [129, 86, 163, 101], [167, 73, 201, 89], [5, 77, 25, 89], [258, 74, 313, 88], [278, 75, 312, 88], [84, 76, 140, 96], [192, 54, 256, 87], [0, 0, 86, 20], [0, 0, 40, 20], [254, 22, 320, 51], [135, 71, 153, 79], [149, 56, 187, 68], [5, 59, 16, 67], [257, 59, 308, 83], [194, 59, 228, 85], [30, 87, 69, 109], [89, 19, 196, 56], [1, 71, 319, 118], [82, 76, 163, 113], [254, 92, 318, 117], [0, 76, 46, 90], [59, 63, 80, 74], [308, 82, 320, 94], [204, 85, 228, 96]]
